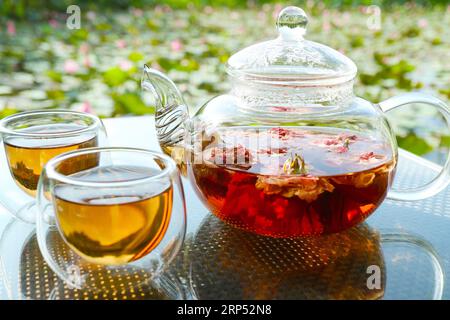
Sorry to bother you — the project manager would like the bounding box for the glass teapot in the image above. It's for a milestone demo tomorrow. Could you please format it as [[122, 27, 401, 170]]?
[[142, 6, 450, 237]]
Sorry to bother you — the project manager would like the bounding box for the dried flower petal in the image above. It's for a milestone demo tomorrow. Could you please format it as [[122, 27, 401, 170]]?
[[209, 145, 253, 169], [269, 127, 291, 139], [255, 175, 335, 202], [283, 153, 307, 175], [324, 138, 340, 145], [336, 146, 349, 153], [354, 172, 376, 188], [332, 172, 376, 188], [258, 147, 288, 155]]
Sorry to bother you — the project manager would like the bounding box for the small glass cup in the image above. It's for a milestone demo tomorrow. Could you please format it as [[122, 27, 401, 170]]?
[[0, 110, 107, 223], [36, 147, 186, 293]]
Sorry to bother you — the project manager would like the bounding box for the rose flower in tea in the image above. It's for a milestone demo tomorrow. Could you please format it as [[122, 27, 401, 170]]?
[[191, 127, 396, 237]]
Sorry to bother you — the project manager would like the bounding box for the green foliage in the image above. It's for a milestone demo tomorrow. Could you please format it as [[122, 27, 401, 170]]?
[[1, 1, 448, 19], [440, 136, 450, 148], [359, 54, 422, 90], [397, 133, 433, 155], [112, 92, 154, 115], [103, 67, 129, 87], [0, 4, 449, 160], [0, 108, 19, 118]]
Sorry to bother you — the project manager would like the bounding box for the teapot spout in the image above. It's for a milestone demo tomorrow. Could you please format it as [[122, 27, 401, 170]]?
[[142, 65, 190, 173]]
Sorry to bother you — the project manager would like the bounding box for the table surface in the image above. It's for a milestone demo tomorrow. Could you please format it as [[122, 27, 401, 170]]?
[[1, 116, 450, 300]]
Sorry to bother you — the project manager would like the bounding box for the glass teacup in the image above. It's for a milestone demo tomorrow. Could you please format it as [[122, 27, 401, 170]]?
[[0, 110, 107, 223], [36, 147, 186, 292]]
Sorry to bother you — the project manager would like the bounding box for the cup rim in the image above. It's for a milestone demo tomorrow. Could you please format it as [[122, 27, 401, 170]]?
[[45, 147, 177, 188], [0, 110, 101, 138]]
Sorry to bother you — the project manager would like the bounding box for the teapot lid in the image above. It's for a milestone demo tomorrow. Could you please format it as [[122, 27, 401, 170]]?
[[226, 6, 357, 85]]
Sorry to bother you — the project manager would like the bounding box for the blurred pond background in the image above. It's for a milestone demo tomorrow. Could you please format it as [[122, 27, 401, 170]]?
[[0, 0, 449, 163]]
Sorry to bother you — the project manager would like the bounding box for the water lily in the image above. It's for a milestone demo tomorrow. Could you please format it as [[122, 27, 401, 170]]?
[[48, 19, 59, 28], [132, 8, 143, 17], [79, 43, 89, 55], [116, 39, 126, 49], [79, 101, 94, 114], [83, 56, 92, 68], [119, 60, 132, 71], [7, 21, 16, 36], [64, 59, 79, 74], [170, 39, 183, 52], [417, 18, 428, 28], [272, 4, 283, 20]]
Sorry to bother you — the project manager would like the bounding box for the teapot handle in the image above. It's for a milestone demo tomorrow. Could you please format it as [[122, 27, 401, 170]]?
[[378, 92, 450, 201]]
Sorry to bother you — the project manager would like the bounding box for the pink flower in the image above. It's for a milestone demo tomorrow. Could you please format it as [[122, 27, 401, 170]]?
[[83, 56, 91, 68], [119, 60, 132, 71], [79, 101, 94, 114], [64, 59, 79, 74], [170, 39, 183, 52], [417, 18, 428, 28], [116, 39, 126, 49], [132, 8, 143, 17], [272, 4, 283, 19], [48, 19, 59, 28], [179, 83, 188, 92], [79, 43, 89, 55], [7, 21, 16, 36]]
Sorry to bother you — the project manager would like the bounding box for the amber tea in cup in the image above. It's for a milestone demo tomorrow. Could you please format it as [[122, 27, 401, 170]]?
[[0, 110, 106, 223], [4, 124, 98, 196], [37, 147, 183, 267], [53, 165, 173, 265], [36, 148, 186, 290]]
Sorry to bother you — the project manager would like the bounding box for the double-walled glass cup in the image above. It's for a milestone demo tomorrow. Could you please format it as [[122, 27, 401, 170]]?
[[36, 147, 186, 292], [0, 110, 107, 223]]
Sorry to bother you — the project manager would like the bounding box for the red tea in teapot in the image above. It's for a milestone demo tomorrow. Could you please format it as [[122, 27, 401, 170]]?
[[191, 127, 396, 237]]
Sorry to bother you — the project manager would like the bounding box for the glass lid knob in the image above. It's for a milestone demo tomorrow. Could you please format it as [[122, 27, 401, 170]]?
[[276, 6, 308, 41]]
